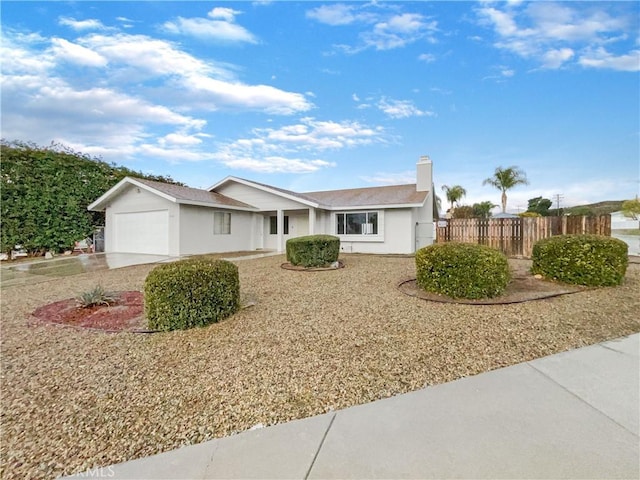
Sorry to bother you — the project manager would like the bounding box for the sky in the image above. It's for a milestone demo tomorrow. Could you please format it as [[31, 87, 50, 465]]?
[[2, 1, 639, 213]]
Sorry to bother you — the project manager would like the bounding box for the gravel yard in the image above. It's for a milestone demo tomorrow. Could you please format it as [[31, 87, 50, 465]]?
[[2, 254, 639, 479]]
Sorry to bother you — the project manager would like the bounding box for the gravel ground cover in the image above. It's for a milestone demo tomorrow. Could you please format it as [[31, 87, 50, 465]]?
[[1, 254, 639, 479]]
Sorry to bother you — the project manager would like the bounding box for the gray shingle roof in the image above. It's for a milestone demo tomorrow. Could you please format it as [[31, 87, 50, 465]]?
[[133, 178, 255, 209], [304, 184, 427, 208]]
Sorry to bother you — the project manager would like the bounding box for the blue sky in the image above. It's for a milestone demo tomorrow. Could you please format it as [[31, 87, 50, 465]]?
[[2, 1, 639, 213]]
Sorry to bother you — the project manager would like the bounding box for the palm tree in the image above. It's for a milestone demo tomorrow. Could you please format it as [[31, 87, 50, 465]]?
[[441, 184, 467, 212], [472, 200, 498, 219], [482, 166, 529, 213]]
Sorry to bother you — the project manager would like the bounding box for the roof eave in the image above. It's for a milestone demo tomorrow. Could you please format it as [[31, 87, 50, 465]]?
[[87, 176, 178, 211], [328, 202, 426, 211], [175, 199, 258, 211]]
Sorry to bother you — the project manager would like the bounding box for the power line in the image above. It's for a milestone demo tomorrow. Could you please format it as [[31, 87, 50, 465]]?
[[553, 193, 564, 213]]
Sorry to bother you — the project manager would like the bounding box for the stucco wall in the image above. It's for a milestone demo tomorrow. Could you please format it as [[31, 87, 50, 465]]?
[[104, 185, 179, 255], [263, 213, 310, 250], [334, 209, 416, 254], [215, 182, 309, 210], [179, 205, 255, 255]]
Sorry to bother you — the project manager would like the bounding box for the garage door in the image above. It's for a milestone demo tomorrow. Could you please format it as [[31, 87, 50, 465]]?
[[113, 210, 169, 255]]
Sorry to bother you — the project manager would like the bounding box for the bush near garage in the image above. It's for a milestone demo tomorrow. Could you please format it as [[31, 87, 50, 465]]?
[[416, 243, 510, 299], [286, 235, 340, 268], [531, 234, 628, 286], [144, 258, 240, 331]]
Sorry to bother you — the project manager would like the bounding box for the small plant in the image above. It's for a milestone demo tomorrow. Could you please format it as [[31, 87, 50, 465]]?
[[144, 258, 240, 331], [76, 285, 119, 308], [532, 234, 628, 286], [286, 235, 340, 268], [416, 243, 510, 299]]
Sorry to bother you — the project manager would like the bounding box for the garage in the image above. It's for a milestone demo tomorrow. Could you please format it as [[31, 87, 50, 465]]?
[[113, 210, 169, 255]]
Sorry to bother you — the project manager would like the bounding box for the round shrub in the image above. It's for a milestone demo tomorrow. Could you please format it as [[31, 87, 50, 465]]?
[[416, 243, 510, 299], [144, 258, 240, 331], [286, 234, 340, 268], [531, 234, 628, 286]]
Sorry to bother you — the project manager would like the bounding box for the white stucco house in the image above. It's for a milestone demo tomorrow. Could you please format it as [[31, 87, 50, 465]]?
[[88, 156, 435, 256], [611, 211, 639, 230]]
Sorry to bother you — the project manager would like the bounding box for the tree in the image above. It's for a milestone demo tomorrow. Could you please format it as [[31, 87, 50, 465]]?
[[482, 166, 529, 213], [441, 184, 467, 212], [621, 197, 640, 219], [526, 196, 552, 216], [434, 194, 442, 220], [472, 201, 498, 219], [1, 140, 183, 254], [622, 197, 640, 228], [451, 205, 474, 219]]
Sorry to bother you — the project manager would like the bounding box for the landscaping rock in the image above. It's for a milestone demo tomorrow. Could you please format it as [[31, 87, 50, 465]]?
[[1, 255, 638, 480]]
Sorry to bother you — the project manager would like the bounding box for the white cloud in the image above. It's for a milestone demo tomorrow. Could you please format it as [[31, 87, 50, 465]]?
[[58, 17, 106, 31], [255, 118, 384, 150], [182, 76, 312, 115], [377, 97, 434, 119], [159, 133, 208, 147], [579, 47, 640, 72], [79, 33, 234, 80], [220, 156, 335, 173], [50, 38, 108, 67], [209, 117, 386, 173], [361, 170, 416, 185], [1, 32, 54, 75], [75, 33, 312, 113], [209, 7, 239, 22], [418, 53, 436, 63], [308, 5, 438, 53], [526, 3, 626, 42], [163, 8, 257, 43], [541, 47, 574, 69], [363, 13, 438, 51], [482, 65, 517, 81], [476, 2, 638, 71], [306, 4, 365, 26]]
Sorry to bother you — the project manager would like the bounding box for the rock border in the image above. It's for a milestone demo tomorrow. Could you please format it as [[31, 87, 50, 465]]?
[[280, 260, 345, 272], [398, 278, 586, 305]]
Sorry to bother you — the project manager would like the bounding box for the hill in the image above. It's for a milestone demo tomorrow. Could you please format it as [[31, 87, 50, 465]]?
[[562, 200, 625, 216]]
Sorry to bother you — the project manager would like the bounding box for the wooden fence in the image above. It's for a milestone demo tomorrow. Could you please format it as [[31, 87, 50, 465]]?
[[436, 215, 611, 258]]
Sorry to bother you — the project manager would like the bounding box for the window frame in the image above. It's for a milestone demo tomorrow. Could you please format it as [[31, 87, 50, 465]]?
[[269, 215, 289, 235], [335, 211, 379, 236], [213, 211, 231, 235]]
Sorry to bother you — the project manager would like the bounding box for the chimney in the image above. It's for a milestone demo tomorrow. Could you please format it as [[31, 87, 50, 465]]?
[[416, 155, 432, 192]]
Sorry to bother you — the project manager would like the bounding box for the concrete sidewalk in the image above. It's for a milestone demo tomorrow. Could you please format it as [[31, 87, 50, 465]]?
[[66, 334, 639, 479]]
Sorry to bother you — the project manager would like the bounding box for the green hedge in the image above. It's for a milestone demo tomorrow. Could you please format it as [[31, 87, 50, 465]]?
[[416, 243, 510, 299], [531, 234, 628, 286], [286, 235, 340, 268], [144, 258, 240, 331]]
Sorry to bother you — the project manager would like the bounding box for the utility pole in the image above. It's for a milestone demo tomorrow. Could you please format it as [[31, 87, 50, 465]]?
[[553, 193, 564, 215]]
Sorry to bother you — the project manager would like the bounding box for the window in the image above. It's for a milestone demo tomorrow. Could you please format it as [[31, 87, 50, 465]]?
[[269, 215, 289, 235], [336, 212, 378, 235], [213, 212, 231, 235]]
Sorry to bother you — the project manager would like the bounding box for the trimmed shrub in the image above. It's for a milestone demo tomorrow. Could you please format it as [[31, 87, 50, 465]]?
[[519, 211, 541, 218], [144, 258, 240, 331], [286, 235, 340, 268], [416, 243, 510, 299], [531, 234, 628, 286]]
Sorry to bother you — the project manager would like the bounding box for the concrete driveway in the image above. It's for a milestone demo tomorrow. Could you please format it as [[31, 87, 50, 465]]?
[[0, 253, 175, 288]]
